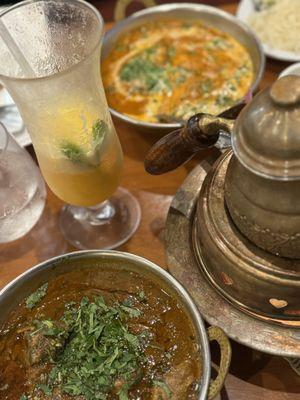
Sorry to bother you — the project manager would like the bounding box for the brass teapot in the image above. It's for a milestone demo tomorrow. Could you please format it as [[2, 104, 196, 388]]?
[[145, 76, 300, 322]]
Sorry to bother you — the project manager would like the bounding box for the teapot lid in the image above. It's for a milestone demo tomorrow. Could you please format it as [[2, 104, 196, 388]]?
[[232, 76, 300, 180]]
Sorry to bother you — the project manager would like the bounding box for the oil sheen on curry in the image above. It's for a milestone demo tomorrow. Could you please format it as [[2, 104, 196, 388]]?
[[0, 267, 201, 400], [102, 19, 254, 123]]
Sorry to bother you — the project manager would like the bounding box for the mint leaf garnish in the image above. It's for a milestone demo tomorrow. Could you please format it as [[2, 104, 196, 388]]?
[[92, 119, 108, 146], [60, 118, 108, 167], [60, 142, 87, 165]]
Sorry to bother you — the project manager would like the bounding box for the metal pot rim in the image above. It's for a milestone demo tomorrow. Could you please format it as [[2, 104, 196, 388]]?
[[0, 249, 211, 400]]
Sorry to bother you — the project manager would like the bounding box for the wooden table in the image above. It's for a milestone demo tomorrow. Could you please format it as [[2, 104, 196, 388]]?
[[1, 1, 299, 399]]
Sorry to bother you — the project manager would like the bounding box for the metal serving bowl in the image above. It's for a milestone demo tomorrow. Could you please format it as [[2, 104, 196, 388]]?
[[102, 3, 265, 134], [0, 250, 231, 400]]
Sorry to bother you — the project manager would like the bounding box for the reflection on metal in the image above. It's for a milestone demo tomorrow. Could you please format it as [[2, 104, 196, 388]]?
[[226, 77, 300, 258], [165, 162, 300, 357], [194, 150, 300, 323]]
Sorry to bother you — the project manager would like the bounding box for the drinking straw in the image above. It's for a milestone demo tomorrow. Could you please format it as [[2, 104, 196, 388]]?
[[0, 18, 35, 77]]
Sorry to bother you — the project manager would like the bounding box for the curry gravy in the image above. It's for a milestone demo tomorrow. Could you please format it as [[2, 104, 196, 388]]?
[[102, 19, 253, 123], [0, 267, 201, 399]]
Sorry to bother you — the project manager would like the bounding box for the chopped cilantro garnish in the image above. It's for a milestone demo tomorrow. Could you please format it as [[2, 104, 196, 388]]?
[[138, 291, 145, 300], [200, 79, 213, 94], [207, 38, 228, 50], [153, 380, 172, 398], [167, 46, 176, 59], [119, 42, 190, 95], [227, 82, 237, 92], [235, 63, 250, 82], [120, 305, 142, 318], [182, 21, 193, 29], [120, 56, 170, 92], [26, 296, 151, 400], [216, 94, 234, 107], [25, 283, 48, 309], [118, 385, 130, 400], [36, 383, 52, 396], [30, 319, 67, 337]]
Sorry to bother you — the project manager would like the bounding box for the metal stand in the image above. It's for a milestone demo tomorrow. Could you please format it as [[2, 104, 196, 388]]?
[[165, 162, 300, 357]]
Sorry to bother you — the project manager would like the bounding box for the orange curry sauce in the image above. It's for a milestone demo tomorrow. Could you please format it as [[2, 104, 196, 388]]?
[[102, 19, 253, 123]]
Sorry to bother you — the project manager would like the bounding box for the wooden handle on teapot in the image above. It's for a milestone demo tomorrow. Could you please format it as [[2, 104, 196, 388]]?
[[144, 113, 234, 175], [144, 102, 245, 175]]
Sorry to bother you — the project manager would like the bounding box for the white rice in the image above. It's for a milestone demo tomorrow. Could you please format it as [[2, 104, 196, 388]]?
[[248, 0, 300, 54]]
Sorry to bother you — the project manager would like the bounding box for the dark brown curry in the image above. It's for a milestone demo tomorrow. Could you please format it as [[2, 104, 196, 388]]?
[[0, 267, 201, 400]]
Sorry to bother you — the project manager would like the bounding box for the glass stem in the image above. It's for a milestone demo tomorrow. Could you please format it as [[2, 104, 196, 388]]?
[[71, 200, 116, 226], [88, 200, 116, 225]]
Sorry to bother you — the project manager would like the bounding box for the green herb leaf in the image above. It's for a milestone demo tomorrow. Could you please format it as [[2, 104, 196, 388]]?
[[122, 296, 134, 307], [200, 79, 213, 94], [153, 380, 172, 398], [167, 46, 176, 59], [235, 63, 250, 82], [60, 141, 87, 165], [138, 291, 145, 301], [36, 383, 52, 396], [25, 283, 48, 309], [60, 119, 108, 167], [120, 56, 171, 93], [118, 383, 130, 400], [227, 82, 237, 92], [31, 319, 67, 337], [120, 305, 142, 318], [20, 395, 28, 400], [34, 296, 146, 399], [207, 38, 228, 50], [119, 45, 190, 94], [182, 22, 193, 29], [216, 94, 233, 107], [92, 119, 108, 148]]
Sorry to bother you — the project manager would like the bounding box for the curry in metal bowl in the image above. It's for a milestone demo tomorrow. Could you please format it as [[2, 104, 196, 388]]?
[[0, 265, 201, 399], [102, 19, 254, 124]]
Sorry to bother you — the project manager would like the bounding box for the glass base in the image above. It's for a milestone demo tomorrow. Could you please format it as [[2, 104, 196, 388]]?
[[59, 187, 141, 250]]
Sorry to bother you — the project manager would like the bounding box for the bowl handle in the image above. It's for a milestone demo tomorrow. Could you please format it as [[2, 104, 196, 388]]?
[[207, 326, 232, 400], [115, 0, 157, 21]]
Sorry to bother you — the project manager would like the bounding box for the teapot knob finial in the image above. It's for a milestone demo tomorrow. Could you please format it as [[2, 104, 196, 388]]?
[[270, 76, 300, 106]]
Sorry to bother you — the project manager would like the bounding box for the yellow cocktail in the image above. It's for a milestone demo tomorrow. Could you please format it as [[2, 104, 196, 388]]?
[[32, 100, 123, 207], [0, 0, 140, 249]]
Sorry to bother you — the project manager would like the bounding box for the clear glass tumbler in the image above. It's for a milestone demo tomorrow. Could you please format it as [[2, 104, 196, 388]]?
[[0, 0, 140, 249], [0, 122, 46, 242]]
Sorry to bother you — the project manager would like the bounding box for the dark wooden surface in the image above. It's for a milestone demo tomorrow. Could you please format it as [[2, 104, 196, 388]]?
[[0, 1, 299, 399]]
